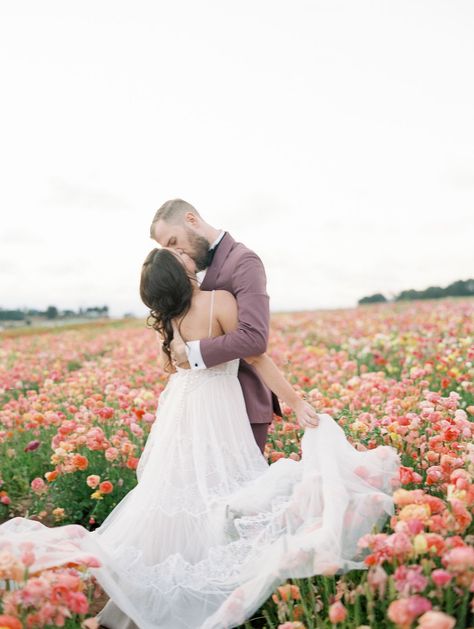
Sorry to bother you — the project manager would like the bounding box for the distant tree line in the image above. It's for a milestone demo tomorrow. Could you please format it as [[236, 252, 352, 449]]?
[[0, 305, 109, 321], [358, 278, 474, 305]]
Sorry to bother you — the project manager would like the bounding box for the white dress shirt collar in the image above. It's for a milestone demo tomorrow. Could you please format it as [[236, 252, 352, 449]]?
[[209, 230, 225, 250]]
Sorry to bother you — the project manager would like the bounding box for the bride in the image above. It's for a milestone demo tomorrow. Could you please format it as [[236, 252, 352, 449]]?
[[0, 247, 401, 629]]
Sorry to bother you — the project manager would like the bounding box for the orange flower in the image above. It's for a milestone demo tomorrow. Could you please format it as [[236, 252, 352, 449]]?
[[126, 456, 139, 470], [99, 480, 113, 494], [273, 583, 301, 602], [270, 452, 285, 463], [72, 454, 89, 471]]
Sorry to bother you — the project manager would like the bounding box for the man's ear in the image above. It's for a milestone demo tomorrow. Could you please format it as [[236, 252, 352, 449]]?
[[184, 211, 199, 227]]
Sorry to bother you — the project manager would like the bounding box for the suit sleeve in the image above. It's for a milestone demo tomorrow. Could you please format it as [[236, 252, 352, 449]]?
[[198, 251, 270, 367]]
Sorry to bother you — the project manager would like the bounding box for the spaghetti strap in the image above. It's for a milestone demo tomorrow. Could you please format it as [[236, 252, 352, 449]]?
[[208, 290, 215, 338]]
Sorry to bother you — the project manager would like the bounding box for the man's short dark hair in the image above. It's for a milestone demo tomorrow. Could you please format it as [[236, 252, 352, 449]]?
[[150, 199, 201, 238]]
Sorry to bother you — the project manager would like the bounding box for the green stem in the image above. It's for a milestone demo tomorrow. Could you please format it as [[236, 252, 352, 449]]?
[[262, 608, 277, 629], [354, 591, 362, 626], [446, 586, 454, 616], [457, 590, 469, 629]]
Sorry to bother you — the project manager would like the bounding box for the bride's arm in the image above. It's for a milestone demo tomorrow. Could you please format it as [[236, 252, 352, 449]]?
[[215, 291, 319, 428]]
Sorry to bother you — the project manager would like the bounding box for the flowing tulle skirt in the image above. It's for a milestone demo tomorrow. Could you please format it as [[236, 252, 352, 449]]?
[[0, 360, 401, 629]]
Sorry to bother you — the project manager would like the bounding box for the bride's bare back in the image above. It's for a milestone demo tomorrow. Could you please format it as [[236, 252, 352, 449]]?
[[174, 289, 238, 343]]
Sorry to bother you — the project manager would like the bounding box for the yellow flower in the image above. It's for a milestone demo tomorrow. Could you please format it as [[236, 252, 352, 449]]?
[[399, 503, 431, 522], [351, 421, 368, 434], [52, 507, 65, 521], [447, 484, 467, 503], [413, 534, 428, 554]]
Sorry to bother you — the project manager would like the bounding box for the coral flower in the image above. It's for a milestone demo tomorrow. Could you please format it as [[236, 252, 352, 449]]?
[[99, 480, 113, 494], [0, 616, 23, 629], [328, 600, 347, 624], [416, 610, 456, 629], [72, 454, 89, 471], [273, 584, 301, 602]]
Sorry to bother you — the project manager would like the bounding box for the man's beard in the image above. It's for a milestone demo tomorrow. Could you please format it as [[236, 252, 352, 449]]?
[[186, 228, 211, 272]]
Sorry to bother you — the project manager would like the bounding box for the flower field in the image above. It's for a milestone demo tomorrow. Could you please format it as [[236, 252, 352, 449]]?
[[0, 297, 473, 628]]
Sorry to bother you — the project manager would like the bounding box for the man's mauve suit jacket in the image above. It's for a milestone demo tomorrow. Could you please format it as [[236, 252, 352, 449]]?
[[199, 232, 282, 424]]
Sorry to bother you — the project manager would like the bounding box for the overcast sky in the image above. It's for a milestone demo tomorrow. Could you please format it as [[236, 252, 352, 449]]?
[[1, 1, 473, 317]]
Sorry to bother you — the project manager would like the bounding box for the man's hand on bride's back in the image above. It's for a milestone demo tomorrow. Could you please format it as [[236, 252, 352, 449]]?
[[294, 400, 320, 429]]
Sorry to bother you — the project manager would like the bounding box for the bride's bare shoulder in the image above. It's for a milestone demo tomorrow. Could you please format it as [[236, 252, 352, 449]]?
[[214, 289, 237, 308], [213, 290, 238, 331]]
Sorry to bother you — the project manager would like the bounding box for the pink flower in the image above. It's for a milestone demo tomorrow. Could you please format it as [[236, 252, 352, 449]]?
[[407, 519, 425, 535], [442, 546, 474, 572], [104, 447, 119, 462], [24, 439, 41, 452], [430, 569, 452, 587], [394, 565, 428, 596], [328, 600, 347, 623], [388, 596, 432, 627], [426, 466, 444, 485], [20, 548, 36, 567], [143, 412, 155, 424], [367, 565, 387, 597], [21, 576, 50, 606], [68, 590, 89, 614], [86, 475, 100, 488], [386, 532, 413, 560], [81, 555, 102, 568], [416, 610, 456, 629], [31, 477, 47, 494]]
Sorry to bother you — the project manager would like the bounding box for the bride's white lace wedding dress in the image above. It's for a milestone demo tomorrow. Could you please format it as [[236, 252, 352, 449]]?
[[0, 357, 401, 629]]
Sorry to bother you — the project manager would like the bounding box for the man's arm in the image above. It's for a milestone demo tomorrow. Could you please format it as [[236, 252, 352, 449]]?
[[200, 290, 319, 429], [187, 251, 269, 369], [244, 353, 320, 428]]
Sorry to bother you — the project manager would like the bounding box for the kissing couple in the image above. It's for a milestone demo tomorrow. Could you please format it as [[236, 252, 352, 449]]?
[[0, 199, 401, 629]]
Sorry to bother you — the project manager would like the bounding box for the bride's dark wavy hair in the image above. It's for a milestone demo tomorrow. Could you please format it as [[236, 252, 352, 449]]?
[[139, 248, 193, 363]]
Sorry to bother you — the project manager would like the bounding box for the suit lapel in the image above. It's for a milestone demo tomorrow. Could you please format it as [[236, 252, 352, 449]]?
[[200, 232, 234, 290]]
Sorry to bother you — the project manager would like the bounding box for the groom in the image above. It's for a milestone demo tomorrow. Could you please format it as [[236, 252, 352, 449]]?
[[149, 198, 316, 453], [149, 198, 278, 452]]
